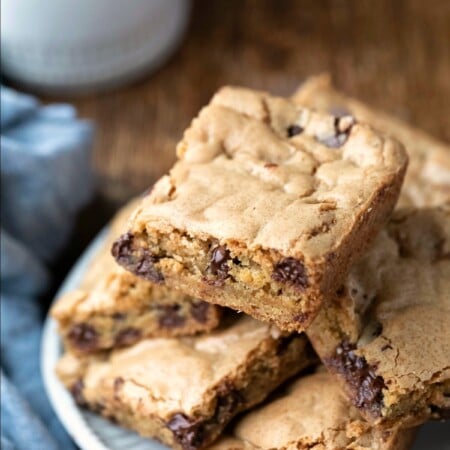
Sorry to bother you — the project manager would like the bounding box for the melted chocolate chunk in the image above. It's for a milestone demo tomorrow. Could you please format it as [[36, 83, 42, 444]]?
[[158, 304, 186, 329], [168, 384, 243, 450], [372, 322, 383, 337], [135, 253, 164, 283], [325, 341, 386, 416], [167, 414, 204, 450], [106, 414, 118, 424], [209, 245, 231, 282], [71, 380, 86, 406], [336, 286, 347, 297], [114, 377, 124, 400], [112, 232, 164, 283], [111, 232, 134, 266], [112, 312, 126, 321], [114, 377, 124, 391], [190, 301, 210, 324], [214, 385, 243, 424], [287, 124, 304, 137], [68, 323, 98, 351], [272, 257, 308, 290], [318, 115, 356, 148], [114, 327, 142, 347]]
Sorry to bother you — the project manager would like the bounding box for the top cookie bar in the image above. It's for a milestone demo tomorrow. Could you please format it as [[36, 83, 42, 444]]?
[[113, 86, 407, 332], [293, 74, 450, 208]]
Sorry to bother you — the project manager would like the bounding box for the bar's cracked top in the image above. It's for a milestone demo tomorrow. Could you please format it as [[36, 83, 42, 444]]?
[[143, 86, 406, 258]]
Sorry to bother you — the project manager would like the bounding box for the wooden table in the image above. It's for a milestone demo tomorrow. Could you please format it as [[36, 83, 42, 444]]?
[[38, 0, 450, 282]]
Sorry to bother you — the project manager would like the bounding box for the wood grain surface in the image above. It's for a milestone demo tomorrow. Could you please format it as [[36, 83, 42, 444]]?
[[31, 0, 449, 284], [50, 0, 449, 205]]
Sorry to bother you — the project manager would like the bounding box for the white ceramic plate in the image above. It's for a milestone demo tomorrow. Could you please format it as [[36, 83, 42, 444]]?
[[41, 228, 450, 450]]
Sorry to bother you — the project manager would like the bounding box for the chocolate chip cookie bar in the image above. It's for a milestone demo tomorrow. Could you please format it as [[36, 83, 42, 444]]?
[[294, 74, 450, 208], [52, 198, 221, 355], [208, 372, 417, 450], [56, 315, 315, 450], [112, 86, 408, 332], [306, 205, 450, 426]]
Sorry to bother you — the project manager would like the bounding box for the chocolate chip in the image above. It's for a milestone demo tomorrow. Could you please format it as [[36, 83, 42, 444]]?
[[325, 341, 386, 416], [214, 385, 243, 425], [68, 324, 98, 352], [264, 162, 278, 168], [112, 312, 126, 321], [287, 125, 303, 137], [71, 380, 86, 406], [114, 377, 124, 400], [318, 115, 356, 148], [336, 286, 346, 297], [112, 232, 164, 283], [168, 384, 243, 449], [158, 304, 186, 329], [111, 232, 134, 266], [372, 323, 383, 337], [209, 245, 231, 281], [135, 254, 164, 283], [114, 328, 141, 347], [272, 257, 308, 290], [167, 414, 204, 450], [106, 414, 118, 424], [190, 301, 210, 324], [114, 377, 124, 391]]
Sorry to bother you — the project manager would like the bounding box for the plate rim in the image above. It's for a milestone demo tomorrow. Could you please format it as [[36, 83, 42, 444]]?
[[40, 227, 111, 450]]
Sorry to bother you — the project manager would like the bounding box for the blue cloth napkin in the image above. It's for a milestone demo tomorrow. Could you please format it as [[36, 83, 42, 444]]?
[[1, 86, 95, 450]]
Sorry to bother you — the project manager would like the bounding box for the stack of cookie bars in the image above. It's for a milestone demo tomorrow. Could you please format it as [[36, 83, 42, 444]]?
[[53, 76, 450, 450]]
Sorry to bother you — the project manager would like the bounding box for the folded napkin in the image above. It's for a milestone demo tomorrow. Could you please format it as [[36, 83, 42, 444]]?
[[1, 86, 95, 450]]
